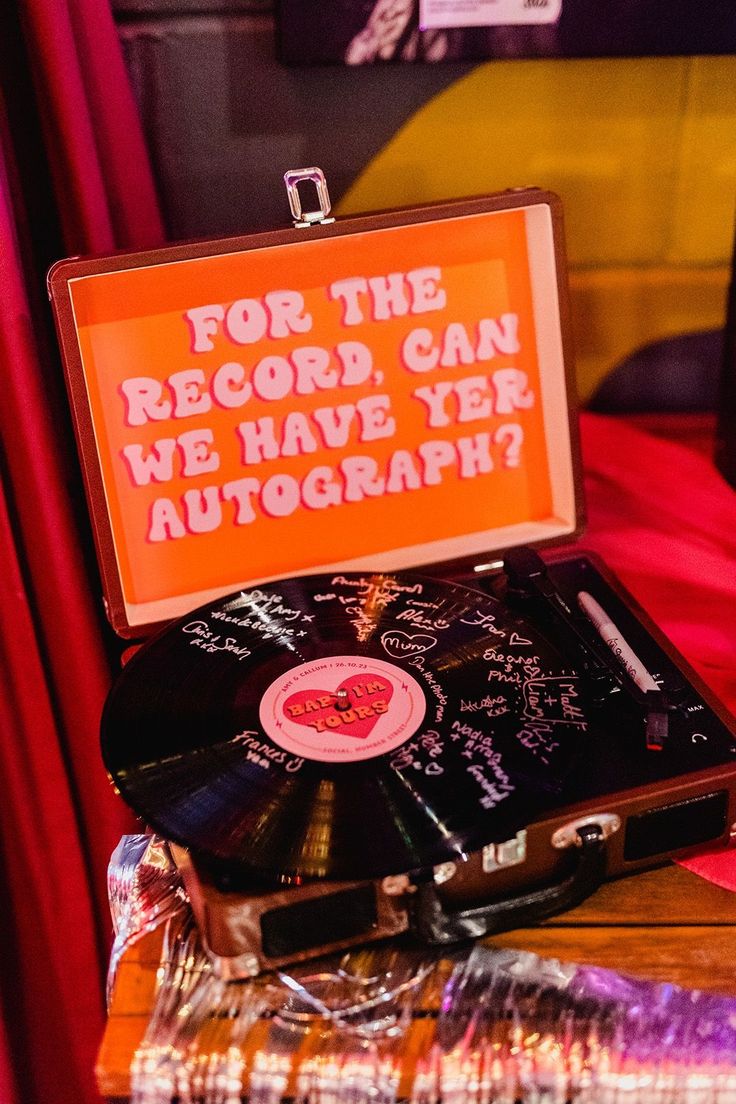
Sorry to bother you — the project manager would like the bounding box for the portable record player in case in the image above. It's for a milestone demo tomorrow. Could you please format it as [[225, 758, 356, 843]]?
[[48, 170, 736, 977]]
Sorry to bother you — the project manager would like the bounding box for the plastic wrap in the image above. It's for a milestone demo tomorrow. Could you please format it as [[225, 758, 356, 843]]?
[[108, 837, 736, 1102], [127, 942, 736, 1102], [420, 946, 736, 1103], [106, 833, 188, 1003]]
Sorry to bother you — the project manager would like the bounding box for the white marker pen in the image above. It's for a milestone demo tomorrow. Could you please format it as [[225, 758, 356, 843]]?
[[577, 590, 659, 694]]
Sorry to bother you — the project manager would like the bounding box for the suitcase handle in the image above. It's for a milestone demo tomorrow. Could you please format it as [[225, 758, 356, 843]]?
[[413, 822, 606, 944]]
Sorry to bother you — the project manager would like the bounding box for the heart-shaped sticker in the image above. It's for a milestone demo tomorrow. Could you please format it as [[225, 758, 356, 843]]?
[[283, 673, 394, 740], [381, 631, 437, 659]]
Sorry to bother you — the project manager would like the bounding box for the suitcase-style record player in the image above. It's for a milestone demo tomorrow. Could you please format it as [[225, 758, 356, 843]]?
[[48, 169, 736, 978]]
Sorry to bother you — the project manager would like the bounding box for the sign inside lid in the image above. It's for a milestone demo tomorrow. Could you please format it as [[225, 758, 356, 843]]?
[[62, 200, 576, 631]]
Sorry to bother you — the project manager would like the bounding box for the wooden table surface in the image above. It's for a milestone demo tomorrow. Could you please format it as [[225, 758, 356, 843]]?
[[97, 862, 736, 1101]]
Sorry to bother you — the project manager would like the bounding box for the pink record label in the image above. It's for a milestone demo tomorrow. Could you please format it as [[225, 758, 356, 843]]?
[[259, 655, 426, 763]]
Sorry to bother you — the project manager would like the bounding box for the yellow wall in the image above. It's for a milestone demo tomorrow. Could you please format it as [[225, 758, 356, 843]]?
[[338, 55, 736, 400]]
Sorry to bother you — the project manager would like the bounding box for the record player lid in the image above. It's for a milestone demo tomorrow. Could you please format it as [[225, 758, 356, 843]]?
[[48, 182, 582, 638]]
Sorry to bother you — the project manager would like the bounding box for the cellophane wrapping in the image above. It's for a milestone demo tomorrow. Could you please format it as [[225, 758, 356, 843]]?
[[107, 835, 736, 1103]]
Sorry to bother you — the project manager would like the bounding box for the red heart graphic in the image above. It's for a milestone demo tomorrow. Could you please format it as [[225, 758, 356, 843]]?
[[283, 673, 394, 740]]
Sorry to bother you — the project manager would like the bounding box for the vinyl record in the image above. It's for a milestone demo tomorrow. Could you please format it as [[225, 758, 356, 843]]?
[[102, 572, 587, 882]]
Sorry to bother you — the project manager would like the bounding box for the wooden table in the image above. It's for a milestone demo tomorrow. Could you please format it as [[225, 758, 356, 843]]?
[[97, 863, 736, 1101]]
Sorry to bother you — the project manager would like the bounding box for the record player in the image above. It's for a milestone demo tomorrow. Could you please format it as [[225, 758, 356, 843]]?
[[48, 170, 736, 978]]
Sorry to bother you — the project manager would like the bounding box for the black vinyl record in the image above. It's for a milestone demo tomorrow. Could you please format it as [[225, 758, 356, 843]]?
[[102, 572, 588, 882]]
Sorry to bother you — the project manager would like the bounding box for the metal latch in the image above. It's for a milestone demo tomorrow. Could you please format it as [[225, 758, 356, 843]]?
[[482, 829, 527, 872], [284, 167, 335, 228]]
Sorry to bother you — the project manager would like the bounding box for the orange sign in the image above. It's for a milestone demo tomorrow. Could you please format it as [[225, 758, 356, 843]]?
[[65, 205, 573, 627]]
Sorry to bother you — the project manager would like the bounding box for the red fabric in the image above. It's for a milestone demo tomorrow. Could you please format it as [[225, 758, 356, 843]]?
[[1, 123, 120, 943], [0, 4, 163, 1102], [580, 412, 736, 710], [0, 482, 106, 1104], [22, 0, 163, 252], [0, 115, 121, 1104], [578, 412, 736, 888], [0, 985, 20, 1104]]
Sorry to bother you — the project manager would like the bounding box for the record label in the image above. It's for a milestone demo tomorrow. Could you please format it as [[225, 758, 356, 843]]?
[[259, 655, 426, 763]]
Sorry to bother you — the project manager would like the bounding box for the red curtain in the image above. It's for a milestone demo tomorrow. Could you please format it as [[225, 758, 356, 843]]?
[[0, 3, 164, 1103]]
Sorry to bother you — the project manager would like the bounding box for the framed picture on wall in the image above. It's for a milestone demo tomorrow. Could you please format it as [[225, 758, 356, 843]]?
[[277, 0, 736, 65]]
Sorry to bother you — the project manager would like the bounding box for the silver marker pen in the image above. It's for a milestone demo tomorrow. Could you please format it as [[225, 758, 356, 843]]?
[[577, 590, 659, 693], [578, 590, 668, 750]]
